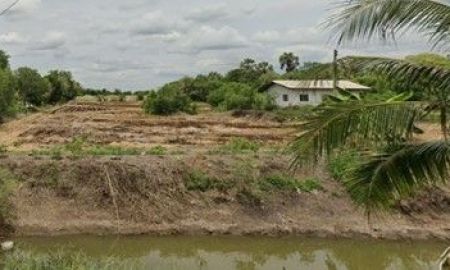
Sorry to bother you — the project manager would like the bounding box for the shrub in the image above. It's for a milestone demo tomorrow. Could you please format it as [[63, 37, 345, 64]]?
[[184, 170, 233, 192], [143, 86, 196, 116], [207, 82, 274, 111], [328, 150, 360, 182]]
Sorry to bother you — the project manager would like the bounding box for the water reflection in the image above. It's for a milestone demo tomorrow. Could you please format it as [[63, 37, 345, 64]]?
[[17, 235, 447, 270]]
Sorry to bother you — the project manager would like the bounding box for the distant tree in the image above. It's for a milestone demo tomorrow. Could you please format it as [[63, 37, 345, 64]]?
[[45, 70, 82, 104], [226, 58, 276, 89], [0, 50, 10, 70], [15, 67, 50, 106], [0, 69, 16, 122], [279, 52, 300, 73]]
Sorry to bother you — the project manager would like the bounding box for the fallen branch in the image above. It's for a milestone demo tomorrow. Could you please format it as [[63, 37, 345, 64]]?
[[104, 166, 120, 233]]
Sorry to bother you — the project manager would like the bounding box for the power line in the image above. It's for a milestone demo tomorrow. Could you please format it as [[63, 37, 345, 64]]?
[[0, 0, 19, 16]]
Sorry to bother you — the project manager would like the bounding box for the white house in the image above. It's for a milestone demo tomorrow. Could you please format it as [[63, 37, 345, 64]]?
[[266, 80, 370, 107]]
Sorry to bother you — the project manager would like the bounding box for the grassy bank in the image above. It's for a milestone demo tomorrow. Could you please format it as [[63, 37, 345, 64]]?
[[1, 250, 138, 270]]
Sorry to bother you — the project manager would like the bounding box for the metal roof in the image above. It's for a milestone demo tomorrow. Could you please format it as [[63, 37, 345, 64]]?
[[272, 80, 371, 90]]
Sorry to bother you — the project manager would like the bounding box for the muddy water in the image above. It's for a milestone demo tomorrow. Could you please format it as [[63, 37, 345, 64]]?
[[14, 236, 448, 270]]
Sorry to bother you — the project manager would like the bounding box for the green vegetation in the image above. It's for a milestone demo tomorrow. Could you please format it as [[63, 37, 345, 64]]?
[[145, 145, 167, 156], [207, 82, 274, 111], [292, 0, 450, 214], [30, 139, 170, 157], [143, 84, 197, 115], [327, 150, 360, 182], [0, 168, 17, 230], [2, 250, 138, 270], [211, 138, 261, 154]]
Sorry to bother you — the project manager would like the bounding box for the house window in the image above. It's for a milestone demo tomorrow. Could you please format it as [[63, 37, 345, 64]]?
[[282, 94, 289, 102], [300, 94, 309, 102]]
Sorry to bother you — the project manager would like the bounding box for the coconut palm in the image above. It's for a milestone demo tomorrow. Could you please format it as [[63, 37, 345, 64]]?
[[292, 0, 450, 214]]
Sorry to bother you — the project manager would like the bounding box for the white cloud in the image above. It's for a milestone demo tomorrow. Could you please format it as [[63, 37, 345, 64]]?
[[130, 11, 186, 36], [30, 32, 66, 51], [252, 30, 281, 43], [0, 32, 27, 44], [181, 26, 249, 53], [185, 4, 230, 22]]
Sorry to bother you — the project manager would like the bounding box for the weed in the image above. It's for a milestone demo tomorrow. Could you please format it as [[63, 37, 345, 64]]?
[[145, 145, 167, 156], [65, 137, 87, 156], [86, 145, 141, 156], [259, 175, 323, 193], [0, 168, 17, 230], [0, 144, 7, 154], [298, 178, 324, 193], [213, 138, 261, 154], [328, 150, 360, 181], [2, 250, 139, 270], [236, 188, 263, 208], [185, 170, 216, 192]]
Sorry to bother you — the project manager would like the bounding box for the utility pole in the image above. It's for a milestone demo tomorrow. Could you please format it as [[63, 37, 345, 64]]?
[[333, 49, 338, 90]]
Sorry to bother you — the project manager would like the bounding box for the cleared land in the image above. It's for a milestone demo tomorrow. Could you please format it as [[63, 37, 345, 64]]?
[[0, 101, 297, 153], [0, 102, 449, 240]]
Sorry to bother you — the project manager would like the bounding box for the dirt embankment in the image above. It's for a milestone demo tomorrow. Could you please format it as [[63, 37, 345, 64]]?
[[1, 155, 450, 240]]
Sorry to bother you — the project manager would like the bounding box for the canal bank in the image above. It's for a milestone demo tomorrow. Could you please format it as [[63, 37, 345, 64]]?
[[0, 155, 450, 241]]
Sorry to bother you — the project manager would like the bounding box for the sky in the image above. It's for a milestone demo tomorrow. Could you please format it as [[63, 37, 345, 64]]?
[[0, 0, 433, 90]]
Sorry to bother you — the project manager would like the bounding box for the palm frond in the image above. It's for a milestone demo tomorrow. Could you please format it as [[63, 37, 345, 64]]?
[[290, 101, 422, 167], [347, 140, 450, 212], [340, 56, 450, 94], [328, 0, 450, 50]]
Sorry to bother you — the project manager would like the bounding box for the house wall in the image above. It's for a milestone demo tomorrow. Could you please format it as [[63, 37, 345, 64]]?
[[267, 85, 330, 107]]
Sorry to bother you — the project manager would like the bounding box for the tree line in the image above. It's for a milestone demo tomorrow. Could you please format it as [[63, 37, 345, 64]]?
[[0, 50, 83, 122], [143, 51, 448, 115]]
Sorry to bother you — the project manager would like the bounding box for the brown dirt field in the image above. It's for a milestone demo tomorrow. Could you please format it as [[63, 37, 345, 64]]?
[[1, 155, 450, 240], [0, 102, 297, 152]]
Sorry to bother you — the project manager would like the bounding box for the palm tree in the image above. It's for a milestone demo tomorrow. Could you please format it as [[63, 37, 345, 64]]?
[[279, 52, 300, 73], [292, 0, 450, 215]]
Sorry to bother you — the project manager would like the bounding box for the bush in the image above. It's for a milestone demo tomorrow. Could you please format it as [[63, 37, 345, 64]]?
[[143, 86, 196, 116], [328, 150, 360, 181], [273, 106, 315, 122], [207, 82, 274, 111]]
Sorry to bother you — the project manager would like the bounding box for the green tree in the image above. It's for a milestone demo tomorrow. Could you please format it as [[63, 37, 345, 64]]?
[[45, 70, 81, 104], [226, 58, 276, 89], [0, 69, 16, 123], [279, 52, 300, 73], [0, 50, 10, 70], [15, 67, 50, 106], [292, 0, 450, 215]]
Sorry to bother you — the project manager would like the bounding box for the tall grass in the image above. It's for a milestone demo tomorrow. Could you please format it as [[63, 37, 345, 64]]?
[[0, 168, 17, 230]]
